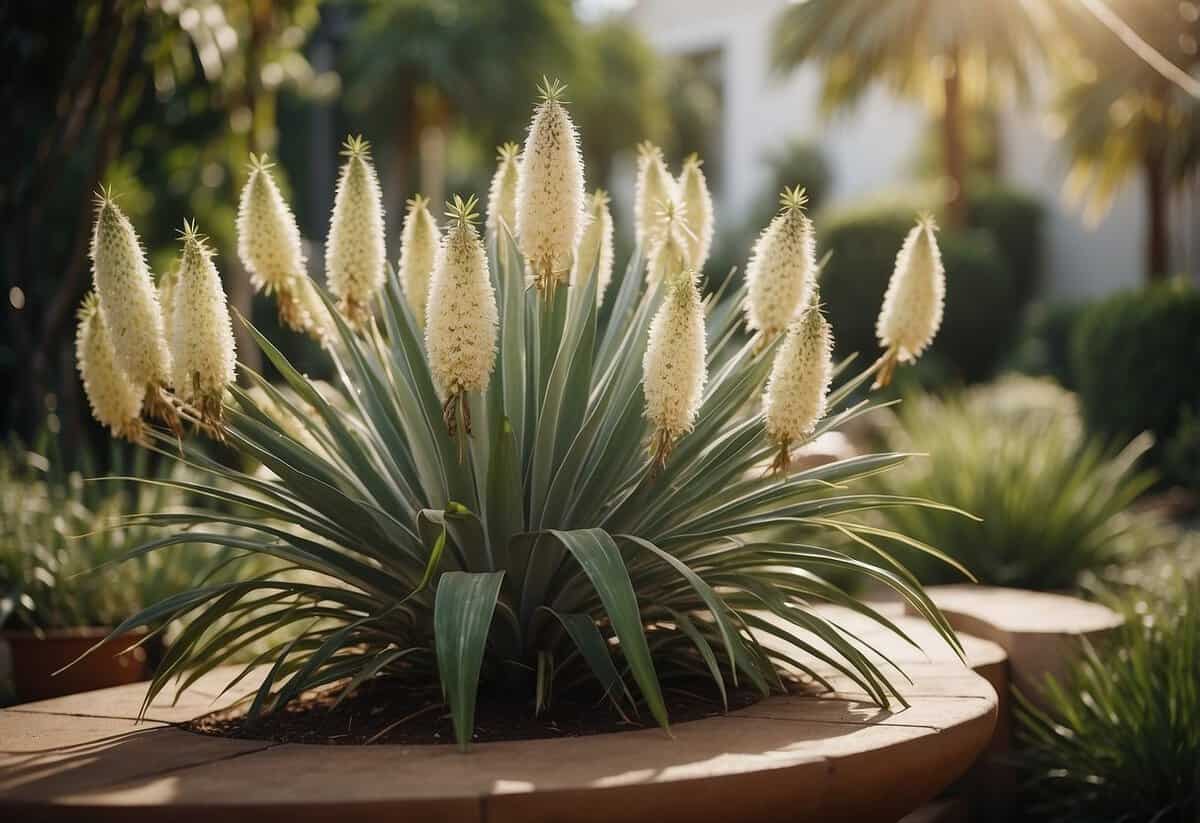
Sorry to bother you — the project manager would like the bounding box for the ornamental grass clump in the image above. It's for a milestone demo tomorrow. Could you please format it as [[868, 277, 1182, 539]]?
[[76, 77, 963, 752]]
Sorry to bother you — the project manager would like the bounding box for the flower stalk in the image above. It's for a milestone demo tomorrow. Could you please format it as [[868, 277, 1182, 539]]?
[[398, 195, 441, 327], [236, 154, 311, 335], [424, 195, 498, 455], [169, 220, 237, 433], [634, 142, 675, 251], [486, 142, 520, 240], [572, 190, 615, 306], [764, 304, 833, 473], [874, 214, 945, 388], [645, 198, 693, 285], [678, 154, 714, 271], [76, 291, 145, 443], [326, 135, 386, 327], [643, 268, 707, 471], [744, 186, 816, 344], [89, 189, 179, 434], [516, 78, 584, 296]]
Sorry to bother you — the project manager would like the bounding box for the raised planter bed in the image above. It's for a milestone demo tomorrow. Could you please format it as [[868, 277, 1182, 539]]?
[[0, 609, 999, 823]]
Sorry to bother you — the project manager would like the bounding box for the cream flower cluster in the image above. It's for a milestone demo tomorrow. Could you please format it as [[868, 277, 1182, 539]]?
[[515, 79, 584, 293], [76, 291, 144, 442], [744, 187, 816, 341], [645, 199, 693, 285], [326, 135, 386, 326], [236, 154, 311, 333], [678, 154, 714, 271], [634, 142, 675, 250], [875, 214, 945, 385], [572, 190, 615, 306], [764, 304, 833, 471], [425, 195, 499, 402], [89, 192, 172, 393], [643, 268, 707, 468], [170, 221, 237, 424], [487, 142, 520, 240], [398, 195, 441, 327]]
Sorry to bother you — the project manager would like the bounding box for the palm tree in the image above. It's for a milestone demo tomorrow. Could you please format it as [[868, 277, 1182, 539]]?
[[1052, 0, 1200, 280], [771, 0, 1044, 226]]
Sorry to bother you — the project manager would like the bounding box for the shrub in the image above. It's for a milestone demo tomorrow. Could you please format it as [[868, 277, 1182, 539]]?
[[869, 377, 1160, 589], [1006, 300, 1089, 389], [78, 81, 967, 750], [1072, 282, 1200, 489], [965, 182, 1043, 304], [820, 202, 1019, 383], [1019, 583, 1200, 823]]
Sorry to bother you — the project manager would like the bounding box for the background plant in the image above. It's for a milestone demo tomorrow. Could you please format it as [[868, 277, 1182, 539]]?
[[1018, 581, 1200, 823], [866, 376, 1161, 589], [1071, 282, 1200, 491]]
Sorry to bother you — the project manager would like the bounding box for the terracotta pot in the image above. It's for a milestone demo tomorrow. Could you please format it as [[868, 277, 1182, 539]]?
[[3, 627, 151, 703]]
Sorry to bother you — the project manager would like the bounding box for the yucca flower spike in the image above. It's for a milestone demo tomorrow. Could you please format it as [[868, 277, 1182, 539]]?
[[486, 142, 521, 240], [158, 268, 179, 365], [76, 291, 145, 443], [236, 153, 312, 334], [516, 78, 585, 296], [326, 135, 386, 327], [874, 213, 945, 388], [744, 186, 817, 345], [170, 220, 237, 431], [398, 194, 441, 327], [764, 303, 834, 473], [643, 267, 707, 471], [425, 195, 498, 451], [678, 153, 714, 271], [88, 188, 178, 432], [572, 189, 615, 306], [634, 141, 675, 250], [645, 198, 693, 285]]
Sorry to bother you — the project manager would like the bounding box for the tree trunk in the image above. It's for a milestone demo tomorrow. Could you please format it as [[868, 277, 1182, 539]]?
[[1144, 149, 1170, 282], [941, 47, 968, 227]]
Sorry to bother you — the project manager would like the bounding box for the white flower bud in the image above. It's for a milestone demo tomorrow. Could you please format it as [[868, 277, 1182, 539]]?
[[236, 154, 311, 334], [76, 291, 144, 442], [171, 221, 237, 428], [678, 154, 714, 271], [425, 196, 498, 443], [634, 142, 675, 250], [645, 198, 693, 285], [874, 214, 945, 387], [643, 268, 707, 469], [325, 135, 386, 327], [89, 191, 172, 392], [572, 190, 614, 306], [398, 195, 441, 327], [764, 304, 833, 472], [744, 187, 816, 342], [486, 142, 520, 240], [516, 78, 585, 294], [158, 268, 179, 365]]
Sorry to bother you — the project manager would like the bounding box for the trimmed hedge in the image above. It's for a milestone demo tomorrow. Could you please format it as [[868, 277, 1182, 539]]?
[[819, 202, 1019, 382], [1071, 283, 1200, 489], [1006, 300, 1089, 390], [966, 183, 1044, 303]]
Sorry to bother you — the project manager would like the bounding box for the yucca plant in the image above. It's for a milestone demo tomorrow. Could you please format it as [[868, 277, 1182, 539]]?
[[1018, 583, 1200, 823], [77, 79, 970, 750]]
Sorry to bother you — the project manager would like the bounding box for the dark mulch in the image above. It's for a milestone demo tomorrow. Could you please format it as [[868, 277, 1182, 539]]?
[[186, 677, 769, 746]]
